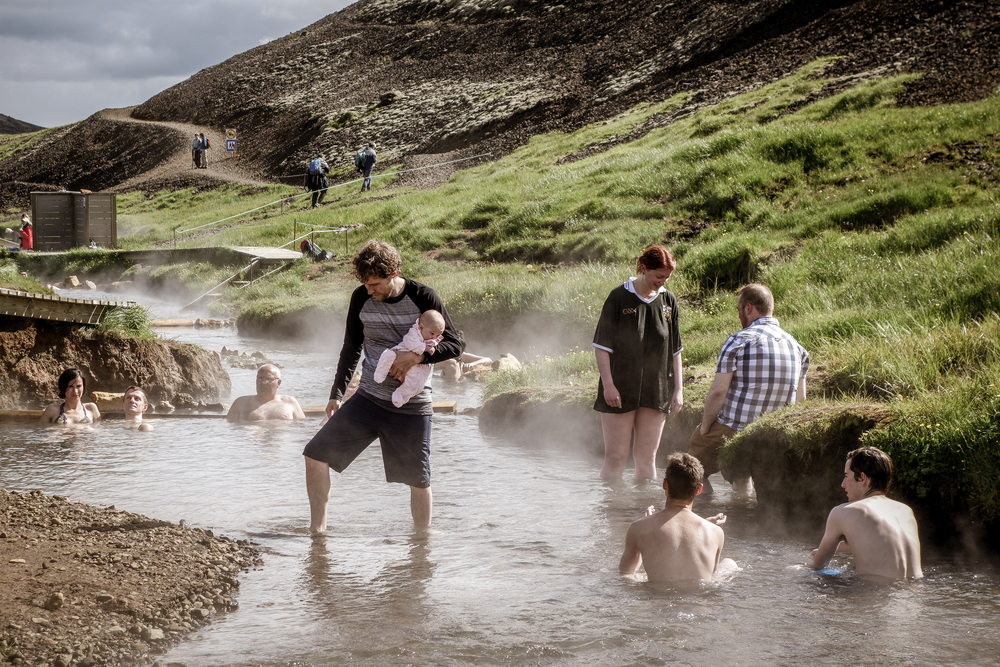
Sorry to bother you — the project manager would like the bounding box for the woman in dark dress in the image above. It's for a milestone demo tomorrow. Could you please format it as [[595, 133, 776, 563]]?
[[593, 245, 683, 480]]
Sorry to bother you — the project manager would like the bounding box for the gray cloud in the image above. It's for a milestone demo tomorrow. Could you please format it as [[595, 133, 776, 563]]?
[[0, 0, 353, 127]]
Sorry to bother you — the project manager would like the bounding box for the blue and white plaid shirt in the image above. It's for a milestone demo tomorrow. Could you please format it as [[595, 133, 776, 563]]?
[[716, 316, 809, 431]]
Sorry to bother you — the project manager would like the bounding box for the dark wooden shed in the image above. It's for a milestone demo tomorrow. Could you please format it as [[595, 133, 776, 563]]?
[[30, 191, 117, 250]]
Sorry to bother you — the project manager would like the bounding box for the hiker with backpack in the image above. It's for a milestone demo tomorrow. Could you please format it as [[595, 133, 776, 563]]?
[[356, 142, 377, 192], [199, 133, 210, 169], [307, 155, 330, 207], [191, 133, 203, 168]]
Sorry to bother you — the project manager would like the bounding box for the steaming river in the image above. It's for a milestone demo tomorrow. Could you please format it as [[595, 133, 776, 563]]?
[[2, 290, 1000, 665]]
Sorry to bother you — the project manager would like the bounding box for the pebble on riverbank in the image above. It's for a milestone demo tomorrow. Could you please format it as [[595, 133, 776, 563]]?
[[0, 489, 260, 666]]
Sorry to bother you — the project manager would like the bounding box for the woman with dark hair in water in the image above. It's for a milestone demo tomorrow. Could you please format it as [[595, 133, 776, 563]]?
[[40, 368, 102, 425], [593, 244, 684, 481]]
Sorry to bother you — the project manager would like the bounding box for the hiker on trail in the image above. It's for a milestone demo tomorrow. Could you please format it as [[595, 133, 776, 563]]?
[[19, 213, 32, 250], [619, 452, 735, 584], [688, 283, 809, 495], [811, 446, 922, 580], [227, 365, 306, 422], [359, 142, 377, 192], [593, 244, 683, 481], [303, 240, 462, 532], [306, 155, 330, 207], [199, 133, 210, 169], [191, 134, 203, 168]]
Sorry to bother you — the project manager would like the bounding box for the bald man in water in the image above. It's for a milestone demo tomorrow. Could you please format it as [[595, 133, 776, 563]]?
[[620, 453, 732, 583], [811, 446, 923, 580], [227, 364, 306, 422]]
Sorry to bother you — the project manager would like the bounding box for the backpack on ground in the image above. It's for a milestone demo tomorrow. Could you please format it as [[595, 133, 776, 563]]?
[[309, 158, 324, 175]]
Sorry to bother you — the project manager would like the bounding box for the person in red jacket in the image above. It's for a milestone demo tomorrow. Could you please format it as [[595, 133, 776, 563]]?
[[19, 214, 32, 250]]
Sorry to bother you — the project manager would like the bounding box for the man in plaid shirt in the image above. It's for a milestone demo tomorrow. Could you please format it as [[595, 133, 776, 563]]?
[[688, 284, 809, 494]]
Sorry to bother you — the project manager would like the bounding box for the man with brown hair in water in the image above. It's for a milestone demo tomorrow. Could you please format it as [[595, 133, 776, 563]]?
[[619, 452, 733, 583], [122, 386, 154, 432], [811, 446, 923, 580]]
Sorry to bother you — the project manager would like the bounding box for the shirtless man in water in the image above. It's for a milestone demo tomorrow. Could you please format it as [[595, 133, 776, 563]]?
[[620, 452, 734, 583], [811, 446, 923, 580], [122, 386, 153, 432], [226, 365, 306, 422]]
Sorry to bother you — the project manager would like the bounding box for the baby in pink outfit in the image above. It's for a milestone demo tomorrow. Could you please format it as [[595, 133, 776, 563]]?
[[374, 310, 447, 407]]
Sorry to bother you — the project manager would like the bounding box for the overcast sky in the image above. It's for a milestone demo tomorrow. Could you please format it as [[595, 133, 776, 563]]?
[[0, 0, 354, 128]]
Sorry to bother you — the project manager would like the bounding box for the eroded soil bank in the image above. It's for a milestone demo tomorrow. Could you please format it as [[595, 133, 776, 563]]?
[[0, 489, 260, 667], [0, 319, 231, 410]]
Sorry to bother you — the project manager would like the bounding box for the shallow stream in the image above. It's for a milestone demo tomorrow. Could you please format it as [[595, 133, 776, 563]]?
[[2, 290, 999, 665]]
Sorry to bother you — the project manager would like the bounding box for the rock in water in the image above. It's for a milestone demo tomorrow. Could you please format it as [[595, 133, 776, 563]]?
[[492, 354, 522, 372]]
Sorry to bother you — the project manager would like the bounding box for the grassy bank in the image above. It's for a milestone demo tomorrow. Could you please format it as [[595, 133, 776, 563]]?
[[13, 59, 1000, 528], [0, 255, 50, 293]]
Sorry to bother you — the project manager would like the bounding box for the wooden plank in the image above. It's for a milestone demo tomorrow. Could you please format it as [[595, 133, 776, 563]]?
[[151, 319, 195, 327], [300, 401, 458, 416], [0, 409, 43, 422], [0, 410, 223, 422], [2, 402, 460, 423]]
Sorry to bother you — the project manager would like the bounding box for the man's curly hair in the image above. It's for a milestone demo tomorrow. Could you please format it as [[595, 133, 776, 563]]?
[[352, 239, 401, 281]]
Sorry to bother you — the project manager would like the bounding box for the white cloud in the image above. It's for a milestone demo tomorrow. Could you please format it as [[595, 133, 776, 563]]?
[[0, 0, 354, 127]]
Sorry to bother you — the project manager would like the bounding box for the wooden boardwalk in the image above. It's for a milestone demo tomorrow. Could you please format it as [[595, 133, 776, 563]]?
[[0, 287, 134, 325], [229, 246, 302, 267]]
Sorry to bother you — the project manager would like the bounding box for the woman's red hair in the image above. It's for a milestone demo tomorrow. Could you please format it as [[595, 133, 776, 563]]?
[[637, 244, 676, 273]]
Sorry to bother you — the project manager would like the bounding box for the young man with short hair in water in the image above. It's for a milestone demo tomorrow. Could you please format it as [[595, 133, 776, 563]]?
[[811, 446, 923, 580], [619, 452, 733, 583], [122, 386, 153, 432]]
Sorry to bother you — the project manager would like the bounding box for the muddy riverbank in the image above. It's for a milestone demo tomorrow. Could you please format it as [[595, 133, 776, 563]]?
[[0, 319, 230, 410], [0, 489, 259, 666]]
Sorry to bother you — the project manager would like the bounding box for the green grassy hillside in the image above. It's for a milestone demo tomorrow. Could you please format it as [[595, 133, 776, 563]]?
[[11, 59, 999, 527]]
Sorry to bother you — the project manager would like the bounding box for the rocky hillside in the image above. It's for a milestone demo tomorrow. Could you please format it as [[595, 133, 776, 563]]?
[[0, 0, 997, 206], [0, 113, 43, 135]]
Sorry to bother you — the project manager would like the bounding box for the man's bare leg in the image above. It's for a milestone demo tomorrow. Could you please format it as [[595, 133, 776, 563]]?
[[632, 407, 667, 481], [410, 485, 432, 528], [730, 477, 754, 497], [600, 411, 636, 480], [305, 456, 332, 534]]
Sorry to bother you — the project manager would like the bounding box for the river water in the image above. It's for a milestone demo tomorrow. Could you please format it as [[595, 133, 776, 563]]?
[[2, 290, 999, 666]]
